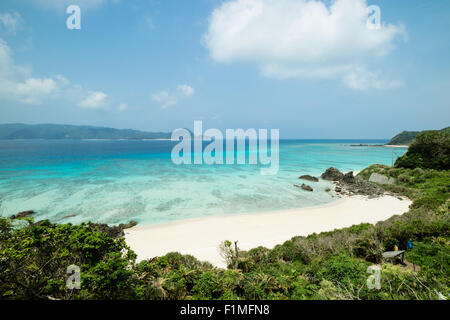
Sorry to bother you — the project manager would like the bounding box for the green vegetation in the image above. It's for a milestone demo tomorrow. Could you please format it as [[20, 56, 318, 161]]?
[[387, 130, 421, 146], [0, 123, 171, 140], [0, 220, 137, 299], [386, 126, 449, 146], [1, 138, 449, 300], [394, 130, 450, 170]]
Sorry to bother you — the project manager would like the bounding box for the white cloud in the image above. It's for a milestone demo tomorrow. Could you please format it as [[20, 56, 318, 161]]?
[[152, 84, 195, 108], [152, 90, 177, 108], [54, 74, 70, 86], [0, 11, 23, 35], [0, 38, 111, 106], [204, 0, 406, 90], [0, 39, 59, 104], [14, 78, 57, 104], [78, 91, 108, 109], [177, 84, 195, 97], [341, 67, 403, 91]]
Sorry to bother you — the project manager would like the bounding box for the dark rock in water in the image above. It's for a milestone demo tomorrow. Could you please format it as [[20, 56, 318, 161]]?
[[321, 167, 344, 181], [335, 186, 342, 193], [299, 175, 319, 182], [10, 210, 35, 219], [63, 214, 77, 219], [343, 171, 355, 184], [301, 184, 314, 192], [325, 188, 331, 192], [119, 220, 138, 230]]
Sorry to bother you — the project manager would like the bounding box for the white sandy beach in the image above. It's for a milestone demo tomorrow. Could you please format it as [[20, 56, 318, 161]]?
[[125, 194, 411, 268]]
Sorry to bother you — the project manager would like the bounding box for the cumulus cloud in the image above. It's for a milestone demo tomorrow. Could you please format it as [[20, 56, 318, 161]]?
[[0, 38, 111, 107], [152, 84, 195, 108], [0, 39, 59, 104], [203, 0, 406, 90], [177, 84, 195, 97], [78, 91, 108, 109]]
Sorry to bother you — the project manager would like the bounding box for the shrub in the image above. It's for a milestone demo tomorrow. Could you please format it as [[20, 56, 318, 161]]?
[[192, 271, 223, 299], [395, 130, 450, 170], [0, 219, 137, 300], [405, 240, 450, 278], [316, 254, 369, 287]]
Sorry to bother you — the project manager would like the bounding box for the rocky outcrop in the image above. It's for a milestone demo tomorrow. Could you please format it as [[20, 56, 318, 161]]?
[[10, 210, 35, 219], [320, 168, 384, 197], [335, 177, 384, 197], [91, 223, 124, 238], [119, 220, 138, 230], [321, 167, 344, 181], [91, 221, 138, 238], [369, 173, 396, 185], [343, 171, 355, 184], [299, 175, 319, 182]]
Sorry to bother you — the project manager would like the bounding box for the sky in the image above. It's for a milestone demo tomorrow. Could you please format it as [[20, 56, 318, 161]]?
[[0, 0, 449, 139]]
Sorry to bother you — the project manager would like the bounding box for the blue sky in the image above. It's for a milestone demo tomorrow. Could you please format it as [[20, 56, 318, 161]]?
[[0, 0, 449, 138]]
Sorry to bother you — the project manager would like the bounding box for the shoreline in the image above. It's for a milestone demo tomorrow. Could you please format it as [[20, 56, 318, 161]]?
[[384, 144, 409, 148], [125, 194, 412, 268]]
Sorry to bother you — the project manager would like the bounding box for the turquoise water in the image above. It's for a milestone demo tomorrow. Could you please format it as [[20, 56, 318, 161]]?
[[0, 140, 407, 226]]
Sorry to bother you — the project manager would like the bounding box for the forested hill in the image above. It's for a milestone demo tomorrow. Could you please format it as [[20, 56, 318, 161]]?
[[386, 127, 450, 146], [0, 124, 172, 140]]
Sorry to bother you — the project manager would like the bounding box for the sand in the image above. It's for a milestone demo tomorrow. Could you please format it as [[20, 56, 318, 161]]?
[[125, 194, 411, 268]]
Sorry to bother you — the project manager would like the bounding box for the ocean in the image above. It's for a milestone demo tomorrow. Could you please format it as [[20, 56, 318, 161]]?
[[0, 139, 407, 226]]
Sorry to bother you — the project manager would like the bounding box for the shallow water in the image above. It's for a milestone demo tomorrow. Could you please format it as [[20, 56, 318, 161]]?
[[0, 139, 406, 226]]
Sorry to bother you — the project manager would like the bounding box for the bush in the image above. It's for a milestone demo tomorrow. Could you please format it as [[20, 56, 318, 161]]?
[[192, 271, 223, 299], [405, 239, 450, 278], [316, 254, 369, 287], [395, 130, 450, 170], [0, 219, 137, 300]]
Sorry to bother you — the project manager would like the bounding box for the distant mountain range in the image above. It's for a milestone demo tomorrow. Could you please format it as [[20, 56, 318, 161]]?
[[386, 127, 450, 146], [0, 124, 172, 140]]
